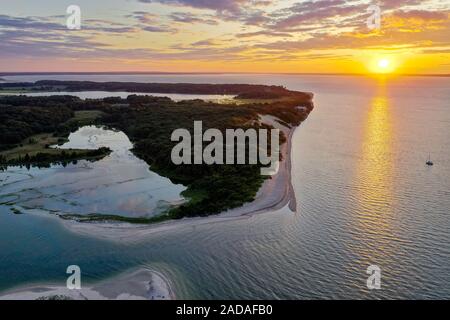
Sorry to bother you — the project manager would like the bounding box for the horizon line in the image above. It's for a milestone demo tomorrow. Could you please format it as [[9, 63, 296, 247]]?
[[1, 71, 449, 78]]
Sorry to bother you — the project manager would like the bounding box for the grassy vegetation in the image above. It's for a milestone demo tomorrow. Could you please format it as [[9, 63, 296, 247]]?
[[1, 147, 111, 170], [68, 110, 105, 124], [0, 87, 54, 94], [59, 212, 174, 224], [0, 89, 30, 94], [0, 88, 35, 93], [1, 133, 65, 161], [0, 110, 105, 164]]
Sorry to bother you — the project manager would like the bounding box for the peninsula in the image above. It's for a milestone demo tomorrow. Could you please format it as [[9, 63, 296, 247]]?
[[0, 81, 314, 223]]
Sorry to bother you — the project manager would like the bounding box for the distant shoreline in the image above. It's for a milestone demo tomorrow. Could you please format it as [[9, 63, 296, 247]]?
[[0, 72, 448, 78]]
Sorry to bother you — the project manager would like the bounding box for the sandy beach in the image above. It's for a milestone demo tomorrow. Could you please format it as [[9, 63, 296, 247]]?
[[55, 115, 299, 243], [0, 268, 174, 300]]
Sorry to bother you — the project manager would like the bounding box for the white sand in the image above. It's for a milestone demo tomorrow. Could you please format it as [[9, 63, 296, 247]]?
[[56, 115, 298, 243], [0, 268, 174, 300]]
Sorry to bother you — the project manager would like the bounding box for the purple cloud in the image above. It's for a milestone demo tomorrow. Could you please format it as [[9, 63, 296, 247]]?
[[169, 12, 218, 25], [138, 0, 251, 13]]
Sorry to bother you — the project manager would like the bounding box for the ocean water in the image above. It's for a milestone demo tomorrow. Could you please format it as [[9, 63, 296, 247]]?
[[0, 74, 449, 299]]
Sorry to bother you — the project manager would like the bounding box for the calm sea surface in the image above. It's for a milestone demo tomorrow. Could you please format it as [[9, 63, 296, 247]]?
[[0, 74, 449, 299]]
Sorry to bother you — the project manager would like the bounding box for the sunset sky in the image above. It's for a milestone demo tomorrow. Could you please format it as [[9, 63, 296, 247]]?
[[1, 0, 449, 74]]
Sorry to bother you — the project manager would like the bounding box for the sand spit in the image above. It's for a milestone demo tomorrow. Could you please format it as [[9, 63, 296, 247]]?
[[0, 268, 174, 300]]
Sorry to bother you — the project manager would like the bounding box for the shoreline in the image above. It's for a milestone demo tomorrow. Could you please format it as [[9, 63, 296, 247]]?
[[0, 115, 300, 300], [0, 268, 174, 300], [56, 116, 298, 243]]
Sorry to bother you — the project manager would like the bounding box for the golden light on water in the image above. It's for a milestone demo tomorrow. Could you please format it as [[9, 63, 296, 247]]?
[[359, 81, 394, 217], [352, 79, 398, 268]]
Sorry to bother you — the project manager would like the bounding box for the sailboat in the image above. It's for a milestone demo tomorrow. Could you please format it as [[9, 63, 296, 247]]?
[[426, 154, 434, 166]]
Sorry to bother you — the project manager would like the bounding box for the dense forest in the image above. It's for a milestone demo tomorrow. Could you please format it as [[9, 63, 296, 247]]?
[[0, 95, 103, 152], [0, 82, 313, 221], [0, 97, 76, 150]]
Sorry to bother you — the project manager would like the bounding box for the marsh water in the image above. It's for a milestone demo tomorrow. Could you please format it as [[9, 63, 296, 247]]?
[[0, 74, 449, 299], [0, 90, 234, 103], [0, 126, 186, 218]]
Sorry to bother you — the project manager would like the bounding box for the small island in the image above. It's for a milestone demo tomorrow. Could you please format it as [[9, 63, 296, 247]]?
[[0, 81, 314, 223]]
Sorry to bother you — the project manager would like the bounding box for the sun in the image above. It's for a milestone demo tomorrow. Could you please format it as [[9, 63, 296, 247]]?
[[369, 57, 396, 74], [378, 59, 390, 69]]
